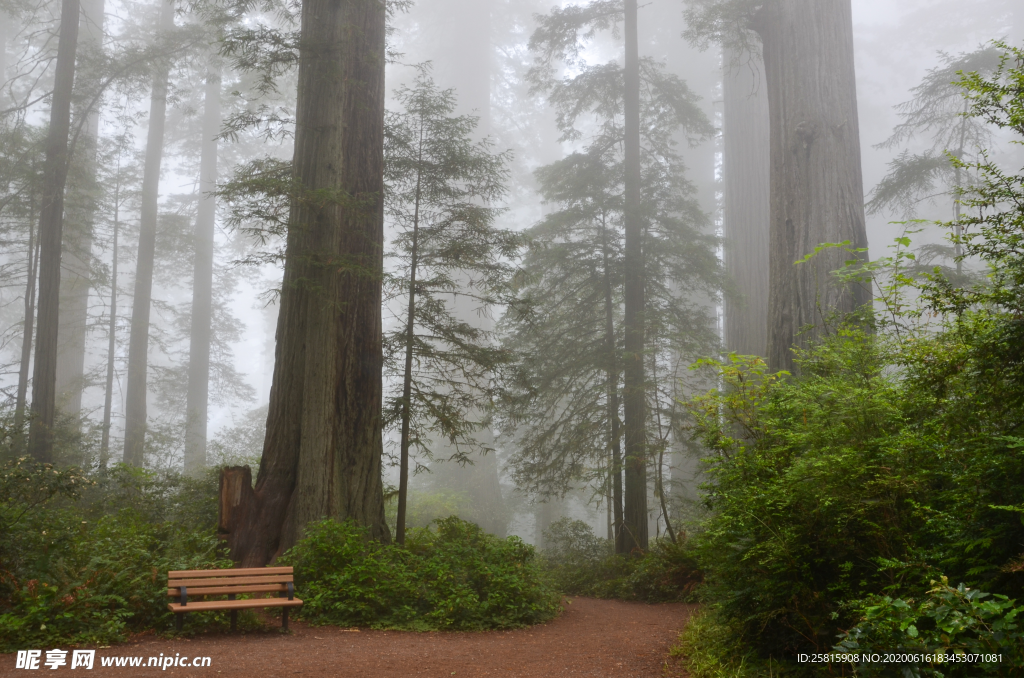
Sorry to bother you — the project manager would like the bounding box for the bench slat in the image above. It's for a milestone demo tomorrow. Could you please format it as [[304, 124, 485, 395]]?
[[168, 567, 293, 578], [166, 584, 287, 597], [168, 575, 293, 588], [168, 598, 303, 613]]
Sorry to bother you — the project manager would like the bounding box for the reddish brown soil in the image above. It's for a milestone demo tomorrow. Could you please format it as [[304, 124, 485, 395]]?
[[1, 598, 695, 677]]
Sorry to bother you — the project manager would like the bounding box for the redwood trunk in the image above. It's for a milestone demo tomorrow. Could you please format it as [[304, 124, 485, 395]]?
[[184, 59, 221, 475], [122, 0, 175, 466], [222, 0, 390, 566], [28, 0, 80, 462], [54, 0, 105, 420], [723, 44, 770, 358], [621, 0, 648, 554], [753, 0, 870, 374]]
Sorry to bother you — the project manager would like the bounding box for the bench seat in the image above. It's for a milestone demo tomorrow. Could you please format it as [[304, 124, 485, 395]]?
[[167, 566, 303, 631]]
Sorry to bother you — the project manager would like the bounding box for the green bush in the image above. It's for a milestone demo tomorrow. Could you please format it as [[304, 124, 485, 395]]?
[[281, 516, 561, 630], [0, 459, 238, 650], [835, 578, 1024, 677], [539, 517, 702, 602]]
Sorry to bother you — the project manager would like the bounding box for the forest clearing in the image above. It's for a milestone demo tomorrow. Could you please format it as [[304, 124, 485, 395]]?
[[3, 0, 1024, 676]]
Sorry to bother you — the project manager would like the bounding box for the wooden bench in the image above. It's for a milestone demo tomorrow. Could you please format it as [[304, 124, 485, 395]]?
[[167, 567, 303, 631]]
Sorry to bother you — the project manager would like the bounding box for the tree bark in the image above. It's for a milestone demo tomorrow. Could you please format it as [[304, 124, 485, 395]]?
[[621, 0, 648, 554], [723, 44, 771, 358], [221, 0, 390, 566], [396, 125, 423, 546], [27, 0, 81, 462], [600, 214, 623, 546], [753, 0, 870, 374], [54, 0, 105, 421], [184, 59, 221, 475], [99, 184, 118, 469], [122, 0, 175, 466], [15, 210, 41, 446]]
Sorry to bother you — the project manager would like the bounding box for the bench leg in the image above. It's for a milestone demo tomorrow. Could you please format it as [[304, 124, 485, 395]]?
[[230, 610, 237, 632], [176, 614, 183, 632], [282, 607, 289, 631]]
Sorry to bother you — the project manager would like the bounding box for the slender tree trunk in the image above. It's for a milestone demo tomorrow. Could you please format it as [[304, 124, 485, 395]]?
[[54, 0, 105, 420], [600, 214, 623, 546], [753, 0, 870, 374], [27, 0, 81, 462], [99, 174, 120, 468], [184, 58, 221, 475], [621, 0, 648, 554], [0, 12, 8, 103], [15, 209, 40, 445], [122, 0, 174, 466], [220, 0, 390, 566], [396, 126, 424, 546], [723, 43, 771, 358]]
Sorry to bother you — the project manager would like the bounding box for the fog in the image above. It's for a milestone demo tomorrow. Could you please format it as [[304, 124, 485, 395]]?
[[0, 0, 1017, 546]]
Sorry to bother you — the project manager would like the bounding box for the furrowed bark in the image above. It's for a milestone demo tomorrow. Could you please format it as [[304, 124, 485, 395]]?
[[723, 43, 770, 359], [223, 0, 390, 566], [28, 0, 81, 462], [184, 59, 222, 475], [122, 0, 175, 466], [621, 0, 648, 554], [753, 0, 870, 374]]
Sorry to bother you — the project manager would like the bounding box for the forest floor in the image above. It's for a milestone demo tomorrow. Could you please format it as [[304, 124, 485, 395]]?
[[0, 598, 696, 677]]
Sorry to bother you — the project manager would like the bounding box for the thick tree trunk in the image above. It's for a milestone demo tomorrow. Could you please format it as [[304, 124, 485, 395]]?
[[753, 0, 870, 374], [27, 0, 80, 463], [184, 59, 221, 475], [620, 0, 648, 554], [122, 0, 174, 466], [222, 0, 390, 566], [723, 44, 771, 358], [54, 0, 105, 421]]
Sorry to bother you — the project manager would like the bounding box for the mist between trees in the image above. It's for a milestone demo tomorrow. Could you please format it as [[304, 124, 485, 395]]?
[[3, 0, 1024, 667]]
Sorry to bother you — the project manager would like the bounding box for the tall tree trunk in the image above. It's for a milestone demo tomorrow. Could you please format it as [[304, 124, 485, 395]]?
[[723, 44, 771, 358], [27, 0, 81, 463], [99, 168, 121, 469], [122, 0, 174, 466], [220, 0, 390, 566], [15, 209, 41, 446], [620, 0, 648, 554], [396, 125, 424, 547], [600, 213, 623, 545], [54, 0, 104, 421], [753, 0, 870, 374], [184, 59, 221, 475]]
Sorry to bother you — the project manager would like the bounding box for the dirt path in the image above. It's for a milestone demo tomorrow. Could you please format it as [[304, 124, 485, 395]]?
[[1, 598, 695, 677]]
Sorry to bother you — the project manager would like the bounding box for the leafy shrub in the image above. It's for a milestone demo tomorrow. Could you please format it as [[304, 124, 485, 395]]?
[[0, 460, 239, 650], [540, 517, 702, 602], [834, 578, 1024, 677], [281, 516, 561, 630]]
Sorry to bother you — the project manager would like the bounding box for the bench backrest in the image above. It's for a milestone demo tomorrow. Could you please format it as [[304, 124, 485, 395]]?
[[167, 567, 294, 599]]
